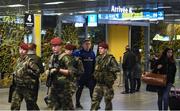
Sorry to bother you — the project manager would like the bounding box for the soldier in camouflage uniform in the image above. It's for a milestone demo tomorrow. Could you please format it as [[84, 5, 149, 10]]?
[[48, 37, 75, 110], [91, 42, 119, 110], [11, 43, 40, 110], [28, 43, 44, 102], [64, 44, 84, 96], [63, 44, 84, 108]]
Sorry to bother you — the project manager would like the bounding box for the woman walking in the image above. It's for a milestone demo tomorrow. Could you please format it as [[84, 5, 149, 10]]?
[[154, 48, 176, 110]]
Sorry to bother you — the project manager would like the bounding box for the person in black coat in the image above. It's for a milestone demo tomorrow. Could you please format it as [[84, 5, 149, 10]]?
[[122, 45, 136, 94], [133, 49, 142, 92], [154, 48, 176, 110]]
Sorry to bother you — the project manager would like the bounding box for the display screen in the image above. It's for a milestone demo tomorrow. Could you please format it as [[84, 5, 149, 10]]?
[[87, 14, 98, 27]]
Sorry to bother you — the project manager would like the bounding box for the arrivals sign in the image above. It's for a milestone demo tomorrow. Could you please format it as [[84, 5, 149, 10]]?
[[108, 5, 164, 20], [98, 11, 164, 21], [24, 14, 34, 27], [111, 5, 133, 13]]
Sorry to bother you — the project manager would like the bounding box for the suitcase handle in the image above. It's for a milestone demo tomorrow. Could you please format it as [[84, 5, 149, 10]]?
[[170, 85, 180, 99]]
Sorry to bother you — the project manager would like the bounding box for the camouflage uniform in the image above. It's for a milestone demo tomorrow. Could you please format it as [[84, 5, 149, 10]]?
[[91, 54, 119, 110], [48, 53, 75, 110], [11, 55, 40, 110], [28, 52, 44, 102], [70, 56, 84, 95]]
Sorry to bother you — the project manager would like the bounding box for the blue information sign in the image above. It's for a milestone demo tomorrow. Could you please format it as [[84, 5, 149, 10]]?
[[87, 14, 98, 27]]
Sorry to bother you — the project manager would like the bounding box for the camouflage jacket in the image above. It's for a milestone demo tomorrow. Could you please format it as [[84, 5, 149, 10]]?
[[72, 56, 84, 81], [94, 54, 119, 86], [28, 53, 44, 75], [14, 55, 40, 86], [48, 53, 75, 89]]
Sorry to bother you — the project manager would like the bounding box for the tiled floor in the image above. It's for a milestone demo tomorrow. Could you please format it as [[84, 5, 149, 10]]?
[[0, 76, 180, 110]]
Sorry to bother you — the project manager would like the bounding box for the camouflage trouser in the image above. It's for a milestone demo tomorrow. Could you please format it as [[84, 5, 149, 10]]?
[[11, 86, 39, 110], [70, 81, 77, 96], [50, 88, 74, 110], [91, 84, 114, 110]]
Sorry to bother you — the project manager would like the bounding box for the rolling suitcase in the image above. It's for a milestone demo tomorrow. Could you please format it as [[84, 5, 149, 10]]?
[[169, 87, 180, 110]]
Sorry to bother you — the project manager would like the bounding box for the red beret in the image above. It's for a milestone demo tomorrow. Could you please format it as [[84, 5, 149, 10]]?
[[99, 42, 108, 49], [65, 44, 76, 50], [20, 42, 29, 50], [50, 37, 62, 45]]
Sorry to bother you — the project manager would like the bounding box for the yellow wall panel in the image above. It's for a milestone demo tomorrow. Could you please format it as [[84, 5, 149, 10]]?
[[108, 25, 129, 62], [34, 14, 41, 57]]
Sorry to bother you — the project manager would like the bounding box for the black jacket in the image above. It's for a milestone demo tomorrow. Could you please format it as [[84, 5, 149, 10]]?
[[153, 57, 176, 84], [122, 51, 136, 71]]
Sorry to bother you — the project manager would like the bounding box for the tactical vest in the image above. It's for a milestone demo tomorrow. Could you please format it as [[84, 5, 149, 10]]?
[[14, 56, 37, 87], [49, 53, 71, 89], [94, 54, 117, 87]]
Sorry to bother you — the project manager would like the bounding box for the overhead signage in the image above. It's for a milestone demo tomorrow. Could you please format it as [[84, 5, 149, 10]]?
[[111, 5, 133, 13], [87, 14, 97, 27], [99, 11, 164, 21], [98, 13, 122, 20], [24, 14, 34, 27], [75, 23, 84, 27], [157, 11, 164, 20], [143, 11, 164, 20]]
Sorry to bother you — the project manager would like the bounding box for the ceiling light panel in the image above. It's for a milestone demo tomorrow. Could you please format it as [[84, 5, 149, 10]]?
[[7, 4, 25, 7], [44, 2, 64, 5]]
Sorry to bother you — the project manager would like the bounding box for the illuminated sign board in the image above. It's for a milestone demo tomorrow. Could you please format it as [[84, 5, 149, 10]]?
[[98, 14, 122, 20], [75, 23, 84, 27], [111, 5, 133, 13], [157, 11, 164, 20], [98, 11, 164, 21], [87, 14, 97, 27], [107, 5, 164, 21], [24, 14, 34, 27], [143, 11, 164, 20]]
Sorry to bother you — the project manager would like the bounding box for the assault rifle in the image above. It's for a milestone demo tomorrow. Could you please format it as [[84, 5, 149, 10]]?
[[46, 53, 65, 95], [46, 65, 59, 95], [46, 69, 53, 95]]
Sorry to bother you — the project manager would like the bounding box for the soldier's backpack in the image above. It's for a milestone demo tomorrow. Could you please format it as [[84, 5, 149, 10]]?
[[72, 57, 84, 81]]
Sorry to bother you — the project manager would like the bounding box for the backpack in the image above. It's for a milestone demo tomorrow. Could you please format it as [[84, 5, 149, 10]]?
[[72, 57, 84, 81]]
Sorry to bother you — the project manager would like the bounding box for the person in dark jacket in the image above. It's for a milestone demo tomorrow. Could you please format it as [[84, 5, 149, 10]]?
[[154, 48, 176, 110], [133, 48, 142, 92], [74, 38, 96, 109], [122, 45, 136, 94]]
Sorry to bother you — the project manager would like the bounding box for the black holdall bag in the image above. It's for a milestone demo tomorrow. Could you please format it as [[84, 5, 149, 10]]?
[[169, 85, 180, 110]]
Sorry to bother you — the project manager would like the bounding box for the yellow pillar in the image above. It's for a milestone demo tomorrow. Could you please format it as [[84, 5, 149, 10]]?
[[108, 25, 129, 62], [33, 14, 41, 57]]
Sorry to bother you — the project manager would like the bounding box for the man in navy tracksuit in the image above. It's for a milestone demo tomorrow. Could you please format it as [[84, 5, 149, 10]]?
[[74, 39, 96, 109]]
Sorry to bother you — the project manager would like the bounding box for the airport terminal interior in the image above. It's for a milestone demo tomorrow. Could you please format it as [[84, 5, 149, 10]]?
[[0, 0, 180, 110]]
